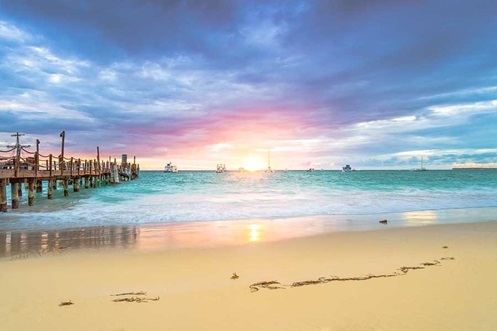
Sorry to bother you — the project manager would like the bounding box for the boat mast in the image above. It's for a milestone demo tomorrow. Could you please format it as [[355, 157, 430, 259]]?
[[265, 148, 273, 172]]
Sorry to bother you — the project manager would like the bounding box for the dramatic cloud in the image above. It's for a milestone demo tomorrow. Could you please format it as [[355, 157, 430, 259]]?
[[0, 0, 496, 169]]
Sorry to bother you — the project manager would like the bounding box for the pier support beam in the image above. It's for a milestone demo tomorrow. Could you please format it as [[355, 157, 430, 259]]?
[[36, 180, 43, 193], [11, 182, 19, 209], [73, 177, 80, 192], [111, 163, 120, 184], [47, 179, 53, 200], [85, 176, 90, 189], [63, 179, 69, 197], [0, 179, 7, 212], [28, 179, 35, 206]]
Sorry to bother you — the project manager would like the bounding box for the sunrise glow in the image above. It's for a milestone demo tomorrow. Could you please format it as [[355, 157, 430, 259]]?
[[241, 155, 267, 172]]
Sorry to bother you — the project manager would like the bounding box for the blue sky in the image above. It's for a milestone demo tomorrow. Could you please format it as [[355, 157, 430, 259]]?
[[0, 0, 496, 170]]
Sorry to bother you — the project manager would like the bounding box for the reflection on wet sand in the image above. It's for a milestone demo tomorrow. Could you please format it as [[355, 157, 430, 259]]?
[[2, 207, 496, 259], [132, 217, 330, 251], [402, 210, 438, 225], [0, 217, 331, 258], [0, 226, 139, 258]]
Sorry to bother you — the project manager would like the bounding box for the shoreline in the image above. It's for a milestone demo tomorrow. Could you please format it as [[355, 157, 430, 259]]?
[[1, 219, 497, 330], [1, 206, 497, 259]]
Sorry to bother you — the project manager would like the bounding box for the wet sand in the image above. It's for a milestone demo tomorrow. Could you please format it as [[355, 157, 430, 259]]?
[[1, 219, 497, 331], [2, 207, 497, 258]]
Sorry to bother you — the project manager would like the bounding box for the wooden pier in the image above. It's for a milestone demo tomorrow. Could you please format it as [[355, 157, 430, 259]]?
[[0, 132, 139, 212]]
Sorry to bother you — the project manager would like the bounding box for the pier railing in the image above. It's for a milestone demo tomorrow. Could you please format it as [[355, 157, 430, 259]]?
[[1, 148, 139, 180]]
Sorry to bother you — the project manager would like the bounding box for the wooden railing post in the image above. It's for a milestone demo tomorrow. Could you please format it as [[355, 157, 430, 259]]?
[[34, 151, 39, 178], [49, 154, 53, 178], [14, 156, 18, 178]]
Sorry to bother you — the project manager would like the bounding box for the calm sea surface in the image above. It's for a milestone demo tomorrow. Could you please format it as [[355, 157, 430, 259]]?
[[1, 170, 496, 232]]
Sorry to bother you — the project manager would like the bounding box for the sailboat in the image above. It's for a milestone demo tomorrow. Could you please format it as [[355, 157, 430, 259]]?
[[265, 149, 273, 173], [414, 156, 428, 171]]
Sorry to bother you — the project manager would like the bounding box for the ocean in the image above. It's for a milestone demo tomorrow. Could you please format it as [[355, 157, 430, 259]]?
[[1, 170, 496, 255]]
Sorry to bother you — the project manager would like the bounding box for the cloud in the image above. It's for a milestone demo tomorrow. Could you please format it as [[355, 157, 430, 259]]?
[[0, 20, 31, 42], [1, 2, 497, 169]]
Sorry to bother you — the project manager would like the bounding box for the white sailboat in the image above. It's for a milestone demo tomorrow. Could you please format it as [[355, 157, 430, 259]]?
[[265, 149, 273, 173], [414, 156, 428, 171]]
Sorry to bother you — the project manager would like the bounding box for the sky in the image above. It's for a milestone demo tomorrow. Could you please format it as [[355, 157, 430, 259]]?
[[0, 0, 496, 170]]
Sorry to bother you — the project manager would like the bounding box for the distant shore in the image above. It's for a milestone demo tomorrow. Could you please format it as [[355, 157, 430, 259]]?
[[1, 219, 497, 331], [451, 167, 497, 170]]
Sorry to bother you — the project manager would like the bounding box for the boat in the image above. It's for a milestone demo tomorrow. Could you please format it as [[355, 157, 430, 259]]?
[[307, 168, 315, 172], [265, 149, 273, 173], [342, 165, 355, 172], [164, 162, 178, 173], [216, 164, 227, 173], [414, 156, 428, 171]]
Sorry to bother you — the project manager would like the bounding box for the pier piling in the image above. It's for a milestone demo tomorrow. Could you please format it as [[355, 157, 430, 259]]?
[[36, 180, 43, 193], [47, 180, 53, 200], [0, 179, 7, 212], [73, 177, 80, 192], [28, 179, 35, 206], [63, 179, 69, 197], [11, 183, 19, 209]]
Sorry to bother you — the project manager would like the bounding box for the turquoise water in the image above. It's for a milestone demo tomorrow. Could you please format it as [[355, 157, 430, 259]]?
[[1, 170, 496, 231]]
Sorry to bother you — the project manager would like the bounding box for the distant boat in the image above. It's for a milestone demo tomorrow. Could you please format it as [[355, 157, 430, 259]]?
[[414, 156, 428, 171], [342, 165, 355, 172], [216, 164, 227, 173], [307, 168, 315, 172], [164, 162, 178, 173], [265, 149, 273, 173]]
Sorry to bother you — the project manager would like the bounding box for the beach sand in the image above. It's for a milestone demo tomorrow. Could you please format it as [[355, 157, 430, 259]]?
[[1, 220, 497, 331]]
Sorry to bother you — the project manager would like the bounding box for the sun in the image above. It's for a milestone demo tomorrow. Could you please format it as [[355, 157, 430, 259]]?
[[242, 155, 266, 172]]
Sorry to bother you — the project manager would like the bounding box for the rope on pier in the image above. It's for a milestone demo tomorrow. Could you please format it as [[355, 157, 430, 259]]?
[[0, 146, 16, 153], [20, 147, 35, 154]]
